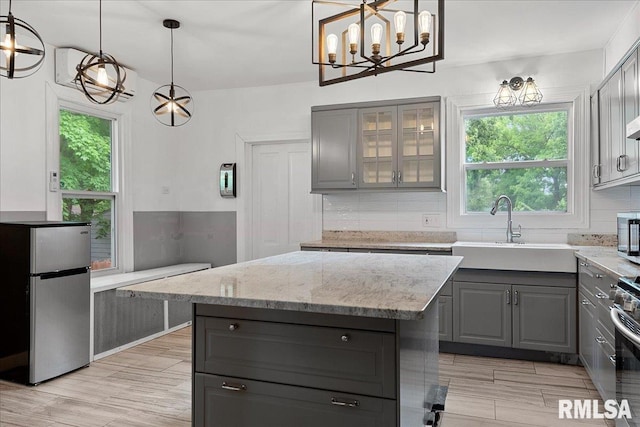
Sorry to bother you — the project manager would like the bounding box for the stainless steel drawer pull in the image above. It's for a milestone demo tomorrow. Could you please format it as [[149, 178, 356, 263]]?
[[595, 274, 604, 279], [506, 290, 511, 305], [596, 292, 608, 299], [222, 382, 246, 392], [331, 398, 359, 408], [580, 261, 587, 267], [581, 299, 591, 305], [595, 336, 607, 344], [513, 290, 519, 305], [229, 323, 239, 331], [351, 172, 356, 185], [341, 334, 350, 342], [609, 355, 616, 365]]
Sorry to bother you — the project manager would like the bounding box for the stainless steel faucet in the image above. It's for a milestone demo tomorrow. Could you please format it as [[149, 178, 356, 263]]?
[[490, 195, 522, 243]]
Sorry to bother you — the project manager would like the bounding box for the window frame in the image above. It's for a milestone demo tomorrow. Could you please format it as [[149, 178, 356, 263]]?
[[462, 104, 572, 215], [446, 87, 590, 230], [45, 85, 133, 277]]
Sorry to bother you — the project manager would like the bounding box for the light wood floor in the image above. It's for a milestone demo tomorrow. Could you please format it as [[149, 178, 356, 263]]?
[[0, 327, 615, 427]]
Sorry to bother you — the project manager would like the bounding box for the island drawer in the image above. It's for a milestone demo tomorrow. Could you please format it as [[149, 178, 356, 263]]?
[[195, 316, 397, 399], [194, 373, 397, 427]]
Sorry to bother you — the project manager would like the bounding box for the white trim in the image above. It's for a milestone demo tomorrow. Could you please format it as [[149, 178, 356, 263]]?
[[235, 131, 322, 262], [44, 82, 134, 275], [446, 86, 590, 230]]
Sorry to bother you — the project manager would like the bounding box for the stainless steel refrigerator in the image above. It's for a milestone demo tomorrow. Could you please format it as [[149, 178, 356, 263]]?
[[0, 221, 91, 384]]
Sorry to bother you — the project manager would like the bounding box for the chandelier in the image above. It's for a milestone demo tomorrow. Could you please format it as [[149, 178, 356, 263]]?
[[312, 0, 444, 86], [493, 76, 543, 108], [151, 19, 193, 127], [0, 0, 45, 79], [75, 0, 127, 105]]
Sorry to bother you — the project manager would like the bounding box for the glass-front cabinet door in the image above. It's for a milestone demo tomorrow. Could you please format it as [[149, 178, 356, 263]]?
[[358, 106, 398, 188], [398, 103, 440, 188]]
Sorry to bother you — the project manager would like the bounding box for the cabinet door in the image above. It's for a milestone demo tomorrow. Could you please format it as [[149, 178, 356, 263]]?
[[600, 69, 624, 182], [622, 49, 639, 177], [594, 324, 617, 403], [358, 106, 398, 188], [311, 109, 358, 190], [194, 373, 397, 427], [578, 291, 597, 380], [453, 282, 511, 347], [397, 103, 440, 188], [438, 296, 453, 341], [512, 285, 576, 353], [591, 93, 601, 186]]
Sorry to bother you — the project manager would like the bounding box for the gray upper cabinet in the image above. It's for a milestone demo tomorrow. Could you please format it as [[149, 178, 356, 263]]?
[[311, 97, 442, 193], [593, 42, 640, 188], [311, 108, 358, 191]]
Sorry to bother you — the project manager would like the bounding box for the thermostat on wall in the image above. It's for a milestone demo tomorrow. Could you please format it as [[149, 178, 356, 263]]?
[[220, 163, 236, 198]]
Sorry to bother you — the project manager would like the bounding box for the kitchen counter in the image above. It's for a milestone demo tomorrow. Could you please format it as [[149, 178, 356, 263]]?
[[300, 239, 454, 252], [118, 250, 461, 426], [575, 246, 640, 279], [117, 250, 463, 320]]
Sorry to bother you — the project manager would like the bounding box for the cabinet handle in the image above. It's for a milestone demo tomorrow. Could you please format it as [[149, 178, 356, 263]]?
[[229, 323, 239, 331], [341, 334, 350, 342], [581, 299, 592, 306], [609, 355, 616, 365], [221, 382, 246, 392], [617, 156, 622, 172], [330, 397, 359, 408], [398, 171, 402, 183], [596, 292, 608, 299], [610, 283, 616, 289], [351, 172, 356, 185], [506, 290, 511, 305], [580, 261, 589, 267], [592, 164, 601, 179], [514, 290, 519, 305], [621, 154, 629, 171], [595, 274, 603, 279], [595, 336, 607, 344], [392, 170, 396, 183]]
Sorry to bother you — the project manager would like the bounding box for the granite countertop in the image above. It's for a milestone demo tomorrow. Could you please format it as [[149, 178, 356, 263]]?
[[300, 239, 454, 252], [117, 251, 463, 320], [575, 246, 640, 279]]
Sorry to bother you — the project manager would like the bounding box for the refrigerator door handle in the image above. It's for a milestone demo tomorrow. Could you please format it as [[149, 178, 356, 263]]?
[[38, 267, 90, 280]]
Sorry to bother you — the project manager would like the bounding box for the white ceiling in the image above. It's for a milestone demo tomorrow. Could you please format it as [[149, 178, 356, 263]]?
[[4, 0, 638, 91]]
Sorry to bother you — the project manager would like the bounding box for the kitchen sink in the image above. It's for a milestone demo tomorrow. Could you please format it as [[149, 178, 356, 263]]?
[[451, 241, 577, 273]]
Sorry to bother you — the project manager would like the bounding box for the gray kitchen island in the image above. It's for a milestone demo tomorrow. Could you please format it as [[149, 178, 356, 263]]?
[[117, 251, 462, 427]]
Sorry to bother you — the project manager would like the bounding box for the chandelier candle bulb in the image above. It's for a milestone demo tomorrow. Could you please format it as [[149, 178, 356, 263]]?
[[348, 23, 359, 56], [418, 10, 431, 44], [326, 33, 338, 63], [371, 23, 383, 61], [394, 11, 406, 45]]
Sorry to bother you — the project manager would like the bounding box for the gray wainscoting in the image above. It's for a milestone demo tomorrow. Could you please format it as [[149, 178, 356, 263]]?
[[133, 211, 236, 270], [0, 211, 46, 221]]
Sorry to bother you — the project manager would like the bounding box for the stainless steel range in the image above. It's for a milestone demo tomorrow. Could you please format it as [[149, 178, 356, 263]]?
[[612, 277, 640, 427]]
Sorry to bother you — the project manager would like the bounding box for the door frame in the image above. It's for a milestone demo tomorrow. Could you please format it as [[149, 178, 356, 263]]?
[[235, 133, 322, 262]]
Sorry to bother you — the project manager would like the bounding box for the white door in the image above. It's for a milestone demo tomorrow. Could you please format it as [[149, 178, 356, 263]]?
[[251, 142, 320, 259]]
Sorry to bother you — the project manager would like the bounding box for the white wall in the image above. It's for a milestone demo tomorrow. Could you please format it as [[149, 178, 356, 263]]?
[[182, 49, 634, 246], [0, 41, 181, 214], [604, 1, 640, 76]]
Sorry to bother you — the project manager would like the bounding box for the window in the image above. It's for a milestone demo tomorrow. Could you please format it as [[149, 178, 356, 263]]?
[[463, 107, 569, 213], [59, 108, 117, 272], [446, 89, 589, 230]]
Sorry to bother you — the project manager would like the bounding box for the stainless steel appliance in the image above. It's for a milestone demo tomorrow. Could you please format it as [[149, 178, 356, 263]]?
[[0, 221, 91, 384], [618, 213, 640, 264], [611, 277, 640, 427]]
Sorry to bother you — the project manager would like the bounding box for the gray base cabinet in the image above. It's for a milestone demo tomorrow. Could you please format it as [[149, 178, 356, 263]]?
[[438, 281, 453, 342], [193, 303, 441, 427], [194, 373, 397, 427], [578, 260, 617, 403], [452, 269, 577, 353]]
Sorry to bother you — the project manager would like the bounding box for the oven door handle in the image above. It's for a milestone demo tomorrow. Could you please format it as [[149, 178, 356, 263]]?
[[610, 307, 640, 347]]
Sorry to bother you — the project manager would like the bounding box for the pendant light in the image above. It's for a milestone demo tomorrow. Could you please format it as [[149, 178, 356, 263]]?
[[0, 0, 45, 79], [75, 0, 126, 105], [151, 19, 193, 127]]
